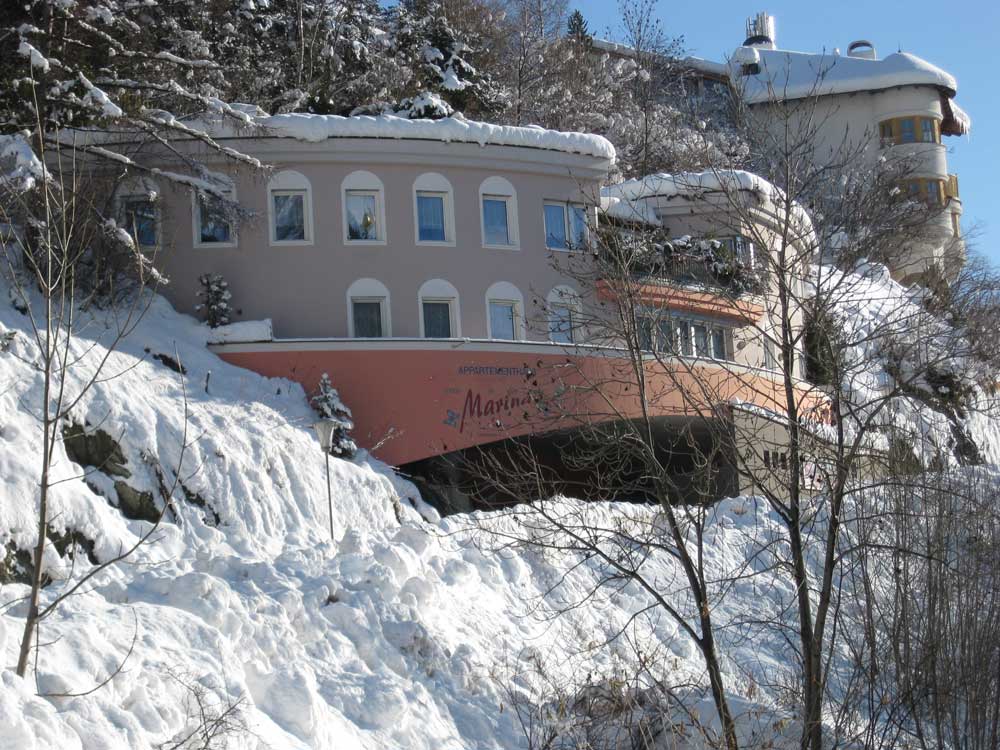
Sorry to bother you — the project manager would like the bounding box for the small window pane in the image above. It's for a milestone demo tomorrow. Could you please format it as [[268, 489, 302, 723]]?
[[693, 324, 709, 357], [273, 192, 305, 241], [657, 318, 675, 352], [764, 337, 777, 370], [638, 317, 654, 351], [570, 205, 588, 248], [677, 322, 693, 356], [489, 301, 516, 340], [417, 194, 446, 242], [900, 118, 916, 143], [920, 118, 935, 143], [124, 199, 157, 246], [712, 328, 727, 359], [483, 198, 510, 245], [347, 192, 378, 240], [422, 301, 452, 338], [550, 304, 573, 343], [544, 204, 567, 249], [352, 301, 383, 337], [198, 194, 232, 244]]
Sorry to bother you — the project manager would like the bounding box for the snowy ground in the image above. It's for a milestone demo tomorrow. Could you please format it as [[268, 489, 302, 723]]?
[[1, 266, 998, 749]]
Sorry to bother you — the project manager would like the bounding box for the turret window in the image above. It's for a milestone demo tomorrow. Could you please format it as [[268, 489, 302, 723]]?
[[879, 116, 940, 147]]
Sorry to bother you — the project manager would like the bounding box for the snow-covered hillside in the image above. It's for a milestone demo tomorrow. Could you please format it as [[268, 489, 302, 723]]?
[[2, 262, 999, 749]]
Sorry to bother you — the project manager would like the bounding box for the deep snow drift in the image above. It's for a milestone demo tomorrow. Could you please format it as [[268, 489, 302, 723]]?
[[1, 261, 998, 749]]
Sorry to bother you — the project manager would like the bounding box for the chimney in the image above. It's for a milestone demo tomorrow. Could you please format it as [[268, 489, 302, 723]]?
[[846, 40, 877, 60], [744, 12, 776, 50]]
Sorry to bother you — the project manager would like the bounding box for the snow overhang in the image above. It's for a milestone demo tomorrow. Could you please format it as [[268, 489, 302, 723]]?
[[941, 96, 971, 136]]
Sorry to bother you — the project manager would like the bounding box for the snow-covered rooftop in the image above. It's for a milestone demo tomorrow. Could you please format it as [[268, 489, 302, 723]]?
[[253, 113, 616, 162], [734, 47, 958, 104]]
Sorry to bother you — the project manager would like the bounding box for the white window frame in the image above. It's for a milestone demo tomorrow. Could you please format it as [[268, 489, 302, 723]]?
[[418, 278, 461, 338], [413, 173, 455, 246], [115, 176, 160, 249], [342, 170, 387, 245], [346, 278, 391, 337], [479, 176, 519, 250], [192, 177, 237, 249], [485, 281, 525, 340], [543, 201, 590, 251], [547, 285, 582, 344], [268, 170, 313, 246], [635, 309, 731, 361]]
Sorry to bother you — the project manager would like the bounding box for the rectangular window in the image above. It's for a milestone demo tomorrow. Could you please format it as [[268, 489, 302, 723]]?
[[569, 205, 588, 248], [920, 118, 936, 143], [417, 192, 447, 242], [489, 301, 517, 340], [483, 197, 511, 246], [638, 317, 654, 351], [422, 300, 452, 338], [550, 304, 573, 343], [764, 337, 777, 370], [693, 324, 710, 357], [346, 191, 379, 241], [197, 193, 233, 245], [879, 121, 894, 146], [352, 300, 384, 337], [272, 191, 305, 241], [123, 199, 157, 246], [900, 118, 916, 143], [677, 321, 693, 356], [712, 328, 727, 360], [544, 203, 568, 249]]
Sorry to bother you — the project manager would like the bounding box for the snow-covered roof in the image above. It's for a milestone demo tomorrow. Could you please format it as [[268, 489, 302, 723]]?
[[254, 113, 616, 162], [602, 169, 815, 237], [735, 48, 958, 104], [599, 195, 661, 227]]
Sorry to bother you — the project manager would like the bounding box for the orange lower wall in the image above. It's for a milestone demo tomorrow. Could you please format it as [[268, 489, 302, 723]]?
[[217, 344, 822, 466]]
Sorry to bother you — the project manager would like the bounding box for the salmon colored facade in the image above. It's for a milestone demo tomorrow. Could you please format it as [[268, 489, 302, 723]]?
[[211, 339, 822, 466]]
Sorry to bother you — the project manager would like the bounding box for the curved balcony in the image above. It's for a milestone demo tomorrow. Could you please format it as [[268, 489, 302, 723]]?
[[210, 337, 821, 465]]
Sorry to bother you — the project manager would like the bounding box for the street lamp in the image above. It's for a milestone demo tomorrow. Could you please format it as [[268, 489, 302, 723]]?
[[313, 419, 337, 542]]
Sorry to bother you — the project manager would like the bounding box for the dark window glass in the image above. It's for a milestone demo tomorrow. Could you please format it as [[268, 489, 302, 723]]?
[[900, 118, 916, 143], [124, 199, 157, 246], [920, 118, 936, 143], [544, 204, 567, 249], [569, 205, 588, 248], [198, 194, 232, 244], [346, 192, 378, 240], [712, 328, 727, 359], [273, 192, 305, 241], [352, 301, 383, 337], [422, 301, 452, 338], [638, 317, 654, 351]]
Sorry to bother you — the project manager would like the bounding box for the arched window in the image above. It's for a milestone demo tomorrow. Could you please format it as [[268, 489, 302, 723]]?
[[485, 281, 525, 340], [192, 172, 237, 248], [115, 176, 160, 248], [418, 278, 461, 338], [346, 278, 391, 338], [267, 170, 313, 245], [413, 173, 455, 245], [546, 286, 581, 344], [479, 176, 519, 249], [342, 170, 387, 244]]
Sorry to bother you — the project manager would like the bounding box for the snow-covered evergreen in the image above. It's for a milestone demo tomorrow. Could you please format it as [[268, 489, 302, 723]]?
[[311, 373, 357, 458]]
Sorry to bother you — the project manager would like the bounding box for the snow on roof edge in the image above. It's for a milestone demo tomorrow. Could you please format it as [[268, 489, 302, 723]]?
[[255, 113, 617, 163]]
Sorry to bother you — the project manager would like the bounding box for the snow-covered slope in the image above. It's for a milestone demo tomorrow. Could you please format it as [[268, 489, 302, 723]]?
[[2, 262, 999, 749]]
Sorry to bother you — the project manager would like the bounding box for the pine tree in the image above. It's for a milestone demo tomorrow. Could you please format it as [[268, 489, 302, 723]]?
[[566, 9, 590, 41], [195, 274, 232, 328], [310, 374, 357, 458]]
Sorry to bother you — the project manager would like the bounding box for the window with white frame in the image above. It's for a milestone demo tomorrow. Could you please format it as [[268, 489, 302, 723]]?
[[342, 171, 386, 244], [485, 282, 524, 340], [544, 202, 588, 250], [418, 278, 460, 338], [193, 177, 237, 247], [346, 278, 391, 337], [116, 178, 160, 247], [636, 310, 731, 361], [763, 335, 778, 370], [547, 286, 581, 344], [480, 177, 518, 248], [413, 173, 455, 244], [268, 170, 313, 244], [121, 196, 158, 247]]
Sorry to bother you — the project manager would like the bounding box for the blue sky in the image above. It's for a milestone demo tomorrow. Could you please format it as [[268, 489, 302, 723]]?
[[572, 0, 997, 266]]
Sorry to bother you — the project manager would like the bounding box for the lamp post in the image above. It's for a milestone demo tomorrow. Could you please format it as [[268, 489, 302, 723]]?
[[313, 419, 337, 542]]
